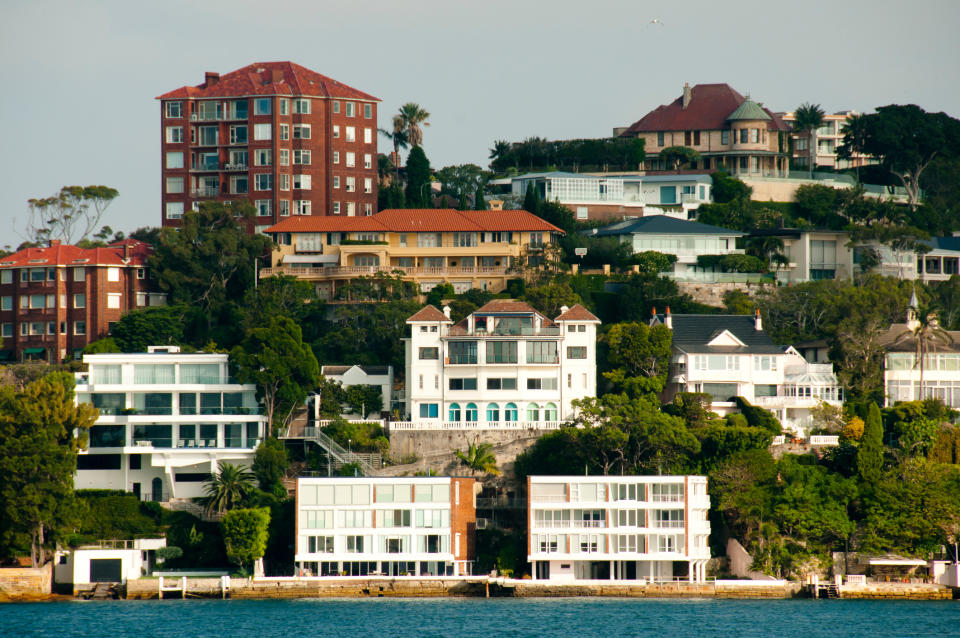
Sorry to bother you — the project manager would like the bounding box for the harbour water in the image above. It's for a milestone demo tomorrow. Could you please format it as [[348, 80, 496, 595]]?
[[2, 597, 959, 637]]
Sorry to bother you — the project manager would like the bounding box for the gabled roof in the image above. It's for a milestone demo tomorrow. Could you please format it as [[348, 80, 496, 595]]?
[[156, 61, 379, 101], [620, 83, 790, 135], [877, 323, 960, 353], [652, 314, 785, 355], [473, 300, 540, 314], [554, 304, 600, 322], [321, 364, 391, 376], [407, 305, 451, 323], [265, 209, 564, 234], [0, 241, 152, 269], [591, 215, 742, 237]]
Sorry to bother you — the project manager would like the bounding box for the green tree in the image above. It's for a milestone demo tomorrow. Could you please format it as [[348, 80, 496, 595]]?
[[891, 309, 955, 401], [474, 182, 487, 210], [522, 181, 540, 214], [659, 146, 700, 170], [0, 373, 98, 565], [404, 146, 432, 207], [792, 103, 825, 172], [426, 282, 454, 308], [231, 315, 320, 434], [857, 403, 884, 486], [241, 275, 322, 333], [395, 102, 431, 147], [630, 251, 677, 275], [203, 462, 255, 515], [26, 185, 119, 245], [344, 384, 383, 416], [378, 125, 409, 179], [220, 507, 270, 572], [455, 442, 500, 476], [435, 164, 487, 206], [603, 322, 673, 397], [522, 282, 582, 318], [110, 304, 187, 352], [710, 171, 752, 204], [252, 438, 289, 496]]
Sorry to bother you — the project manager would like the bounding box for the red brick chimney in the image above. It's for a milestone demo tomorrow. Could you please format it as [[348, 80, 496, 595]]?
[[205, 71, 220, 86], [123, 243, 130, 260], [682, 83, 692, 109], [49, 239, 61, 247], [271, 69, 283, 84]]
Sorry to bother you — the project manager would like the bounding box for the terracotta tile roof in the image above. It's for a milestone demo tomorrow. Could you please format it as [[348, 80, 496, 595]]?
[[554, 304, 600, 322], [156, 61, 379, 102], [621, 83, 790, 135], [474, 300, 540, 314], [407, 305, 451, 323], [0, 241, 152, 269], [264, 209, 565, 234]]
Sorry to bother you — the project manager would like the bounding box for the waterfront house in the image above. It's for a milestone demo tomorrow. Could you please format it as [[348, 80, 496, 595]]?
[[74, 346, 267, 502], [320, 364, 394, 416], [294, 476, 476, 577], [527, 475, 711, 582]]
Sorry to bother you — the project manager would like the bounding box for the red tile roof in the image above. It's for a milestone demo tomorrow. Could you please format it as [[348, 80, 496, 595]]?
[[264, 209, 565, 234], [621, 83, 790, 135], [474, 300, 540, 314], [407, 305, 452, 322], [0, 241, 152, 269], [156, 61, 379, 102], [554, 304, 600, 322]]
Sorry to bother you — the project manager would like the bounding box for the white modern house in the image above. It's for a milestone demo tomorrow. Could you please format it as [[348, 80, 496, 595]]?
[[54, 538, 166, 593], [400, 300, 599, 430], [879, 296, 960, 408], [527, 475, 711, 583], [294, 476, 476, 577], [747, 228, 855, 283], [651, 310, 844, 435], [74, 346, 267, 502], [320, 364, 394, 416], [870, 236, 960, 282]]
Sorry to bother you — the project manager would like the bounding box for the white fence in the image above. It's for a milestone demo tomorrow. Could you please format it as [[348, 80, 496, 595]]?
[[809, 435, 839, 446]]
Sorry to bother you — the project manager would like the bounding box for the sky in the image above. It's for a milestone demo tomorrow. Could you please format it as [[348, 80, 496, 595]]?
[[1, 0, 958, 242]]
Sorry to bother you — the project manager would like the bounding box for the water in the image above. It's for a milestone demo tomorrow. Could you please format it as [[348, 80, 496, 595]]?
[[1, 597, 958, 637]]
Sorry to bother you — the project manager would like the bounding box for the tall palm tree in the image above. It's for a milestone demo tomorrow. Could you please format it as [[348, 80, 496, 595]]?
[[455, 442, 500, 476], [893, 309, 955, 402], [378, 125, 409, 181], [396, 103, 430, 147], [793, 103, 825, 174], [838, 113, 869, 182], [203, 462, 255, 515], [489, 140, 512, 171]]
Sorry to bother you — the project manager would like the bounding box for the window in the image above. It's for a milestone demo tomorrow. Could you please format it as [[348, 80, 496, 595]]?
[[332, 201, 340, 214], [293, 98, 310, 114], [419, 403, 439, 418], [166, 177, 184, 194], [1, 323, 11, 337], [333, 151, 340, 164], [278, 98, 289, 115], [333, 125, 340, 138], [419, 347, 439, 360], [754, 356, 778, 371], [106, 293, 121, 309], [253, 123, 272, 140], [364, 103, 372, 119], [295, 200, 312, 215], [293, 174, 311, 190], [278, 174, 290, 190], [74, 320, 86, 335], [527, 403, 540, 421], [345, 177, 355, 192], [165, 126, 183, 143], [279, 124, 289, 140], [526, 341, 558, 363], [485, 402, 500, 422], [448, 403, 461, 421], [256, 200, 272, 216], [504, 402, 518, 421], [364, 127, 373, 144], [230, 175, 248, 194], [529, 232, 544, 248], [293, 124, 311, 139], [254, 174, 273, 191], [485, 378, 517, 391], [308, 536, 334, 554], [448, 378, 478, 391], [657, 131, 665, 146], [750, 128, 759, 143], [198, 126, 217, 145], [165, 101, 183, 118], [0, 270, 9, 284], [0, 296, 10, 311], [229, 125, 247, 144], [332, 176, 340, 189], [73, 293, 86, 309], [721, 130, 730, 145], [345, 102, 355, 117], [452, 232, 477, 247], [364, 153, 372, 169], [165, 202, 184, 219], [254, 149, 271, 166], [166, 152, 183, 169], [465, 402, 478, 422], [294, 149, 311, 165], [279, 200, 290, 217], [346, 152, 355, 167], [486, 341, 518, 364], [567, 346, 587, 359], [364, 203, 373, 216], [278, 149, 290, 166], [740, 128, 749, 144], [448, 341, 477, 364], [73, 267, 85, 282], [346, 126, 356, 142], [254, 98, 271, 115], [527, 377, 558, 390]]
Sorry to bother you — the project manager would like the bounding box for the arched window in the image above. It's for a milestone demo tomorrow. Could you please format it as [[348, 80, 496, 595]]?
[[448, 403, 461, 422], [544, 402, 558, 421], [527, 403, 540, 422], [504, 402, 518, 422], [487, 403, 500, 422], [465, 403, 478, 422]]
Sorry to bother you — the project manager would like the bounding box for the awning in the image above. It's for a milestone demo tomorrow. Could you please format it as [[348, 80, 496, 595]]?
[[23, 348, 45, 355], [868, 558, 926, 566], [282, 254, 339, 265]]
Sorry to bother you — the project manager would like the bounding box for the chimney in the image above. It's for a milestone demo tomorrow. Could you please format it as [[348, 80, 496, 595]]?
[[665, 306, 673, 330], [754, 308, 763, 331], [442, 305, 451, 320], [682, 82, 692, 109], [271, 69, 283, 84], [205, 71, 220, 86], [559, 305, 569, 316], [651, 306, 657, 320], [49, 239, 61, 247], [123, 243, 130, 260]]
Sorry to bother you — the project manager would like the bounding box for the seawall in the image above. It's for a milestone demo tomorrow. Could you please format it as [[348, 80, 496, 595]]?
[[0, 566, 53, 602]]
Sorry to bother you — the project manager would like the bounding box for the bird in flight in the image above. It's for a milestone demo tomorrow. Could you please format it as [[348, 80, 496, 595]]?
[[648, 18, 664, 26]]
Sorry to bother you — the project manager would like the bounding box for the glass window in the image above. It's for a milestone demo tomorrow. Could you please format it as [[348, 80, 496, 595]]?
[[419, 403, 439, 418], [418, 347, 439, 360], [504, 402, 518, 422], [566, 346, 587, 359], [448, 403, 461, 421], [254, 98, 271, 115], [166, 152, 184, 169], [133, 364, 175, 384], [448, 341, 477, 364], [179, 393, 197, 415], [526, 341, 558, 364], [486, 403, 499, 422]]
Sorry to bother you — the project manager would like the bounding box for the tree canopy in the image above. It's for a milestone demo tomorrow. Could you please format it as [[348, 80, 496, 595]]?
[[25, 185, 119, 245]]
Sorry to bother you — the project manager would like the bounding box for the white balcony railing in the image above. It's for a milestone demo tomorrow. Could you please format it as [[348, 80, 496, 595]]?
[[388, 420, 564, 432]]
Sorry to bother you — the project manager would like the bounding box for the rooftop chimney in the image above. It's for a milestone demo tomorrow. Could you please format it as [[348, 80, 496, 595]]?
[[442, 305, 451, 320], [665, 306, 673, 330], [123, 243, 130, 260], [559, 305, 569, 316], [205, 71, 220, 86], [271, 69, 283, 84], [49, 239, 61, 247], [754, 308, 763, 331], [682, 82, 692, 109]]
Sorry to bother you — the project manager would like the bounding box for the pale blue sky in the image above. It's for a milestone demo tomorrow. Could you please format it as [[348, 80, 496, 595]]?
[[1, 0, 958, 241]]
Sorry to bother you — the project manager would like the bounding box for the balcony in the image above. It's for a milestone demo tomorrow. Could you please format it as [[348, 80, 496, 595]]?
[[387, 420, 563, 432], [259, 265, 511, 280], [223, 163, 248, 171], [191, 187, 220, 198]]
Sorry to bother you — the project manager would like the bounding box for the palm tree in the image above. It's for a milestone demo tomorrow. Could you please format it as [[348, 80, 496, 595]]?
[[396, 102, 430, 147], [892, 308, 955, 402], [838, 113, 869, 182], [203, 462, 255, 515], [489, 140, 511, 172], [455, 442, 500, 476], [792, 103, 825, 175], [378, 125, 409, 181]]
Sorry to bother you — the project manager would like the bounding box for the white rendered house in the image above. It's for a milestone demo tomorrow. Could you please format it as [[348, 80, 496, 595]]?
[[74, 346, 266, 501], [400, 300, 599, 430], [294, 476, 476, 577], [319, 364, 394, 416], [652, 310, 843, 435], [54, 538, 166, 593], [527, 475, 711, 583]]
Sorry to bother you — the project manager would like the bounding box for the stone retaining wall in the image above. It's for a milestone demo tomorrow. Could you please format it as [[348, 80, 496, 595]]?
[[0, 566, 52, 601]]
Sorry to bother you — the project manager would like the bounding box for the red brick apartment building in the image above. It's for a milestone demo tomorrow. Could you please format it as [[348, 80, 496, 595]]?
[[157, 62, 380, 232], [0, 240, 162, 363]]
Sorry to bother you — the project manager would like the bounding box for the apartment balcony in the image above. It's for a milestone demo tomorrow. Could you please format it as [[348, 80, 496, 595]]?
[[754, 395, 842, 408], [387, 420, 564, 432], [191, 187, 221, 198], [259, 265, 511, 280]]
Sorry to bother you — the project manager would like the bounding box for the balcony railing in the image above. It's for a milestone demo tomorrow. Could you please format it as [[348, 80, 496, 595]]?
[[388, 420, 564, 431], [260, 265, 511, 279], [191, 187, 220, 197]]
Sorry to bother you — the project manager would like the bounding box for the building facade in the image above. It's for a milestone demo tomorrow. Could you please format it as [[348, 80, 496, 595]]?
[[263, 208, 564, 298], [527, 475, 711, 582], [747, 228, 856, 283], [0, 239, 162, 363], [399, 301, 599, 429], [157, 62, 379, 231], [779, 110, 870, 170], [320, 364, 395, 416], [618, 83, 791, 178], [74, 346, 266, 502], [652, 310, 843, 435], [294, 476, 476, 577]]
